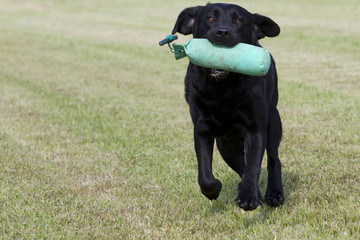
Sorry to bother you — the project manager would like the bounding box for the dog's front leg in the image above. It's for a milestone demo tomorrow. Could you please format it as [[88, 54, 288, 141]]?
[[235, 132, 265, 210], [194, 131, 222, 200]]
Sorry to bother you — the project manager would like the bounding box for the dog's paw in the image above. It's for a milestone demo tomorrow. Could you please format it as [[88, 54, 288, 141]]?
[[264, 188, 284, 207], [235, 185, 261, 211], [200, 179, 222, 200]]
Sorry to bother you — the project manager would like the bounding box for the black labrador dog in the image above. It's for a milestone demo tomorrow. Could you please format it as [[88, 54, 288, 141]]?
[[171, 3, 284, 211]]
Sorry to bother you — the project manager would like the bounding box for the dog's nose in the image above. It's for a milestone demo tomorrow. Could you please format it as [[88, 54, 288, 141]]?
[[215, 28, 231, 39]]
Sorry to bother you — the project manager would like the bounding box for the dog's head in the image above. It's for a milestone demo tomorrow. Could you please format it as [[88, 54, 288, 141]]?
[[172, 3, 280, 47]]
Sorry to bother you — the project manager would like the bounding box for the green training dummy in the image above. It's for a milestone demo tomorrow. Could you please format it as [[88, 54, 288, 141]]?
[[159, 35, 271, 77]]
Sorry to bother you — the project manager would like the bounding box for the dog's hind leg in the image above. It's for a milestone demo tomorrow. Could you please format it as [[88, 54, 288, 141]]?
[[265, 106, 285, 207], [216, 136, 245, 178], [216, 136, 263, 206]]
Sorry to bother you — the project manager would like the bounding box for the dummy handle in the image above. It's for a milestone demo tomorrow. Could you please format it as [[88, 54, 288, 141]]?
[[159, 35, 178, 46]]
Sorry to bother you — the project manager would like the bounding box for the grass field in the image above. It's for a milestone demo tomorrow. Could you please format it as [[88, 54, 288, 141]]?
[[0, 0, 359, 239]]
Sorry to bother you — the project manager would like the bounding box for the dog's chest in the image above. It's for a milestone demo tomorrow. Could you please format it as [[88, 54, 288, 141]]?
[[187, 72, 266, 134], [199, 84, 253, 123]]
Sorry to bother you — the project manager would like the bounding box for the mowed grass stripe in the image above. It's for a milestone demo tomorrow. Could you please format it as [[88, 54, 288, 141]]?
[[1, 65, 358, 159], [0, 31, 187, 138], [0, 69, 193, 176]]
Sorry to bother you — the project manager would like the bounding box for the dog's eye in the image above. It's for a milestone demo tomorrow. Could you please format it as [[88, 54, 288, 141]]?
[[208, 17, 215, 22], [235, 18, 242, 24]]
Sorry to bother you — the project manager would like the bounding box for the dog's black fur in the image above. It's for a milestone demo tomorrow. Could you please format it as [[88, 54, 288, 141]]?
[[172, 3, 284, 211]]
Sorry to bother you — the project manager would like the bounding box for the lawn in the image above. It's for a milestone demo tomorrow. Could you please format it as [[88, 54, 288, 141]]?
[[0, 0, 359, 239]]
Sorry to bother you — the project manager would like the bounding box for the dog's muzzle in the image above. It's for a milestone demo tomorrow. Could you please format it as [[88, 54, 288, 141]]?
[[210, 69, 229, 81]]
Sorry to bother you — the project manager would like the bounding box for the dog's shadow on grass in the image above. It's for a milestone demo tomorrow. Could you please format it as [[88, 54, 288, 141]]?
[[206, 168, 299, 225]]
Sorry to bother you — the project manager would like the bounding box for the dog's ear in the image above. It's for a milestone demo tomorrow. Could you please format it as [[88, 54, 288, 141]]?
[[252, 14, 280, 40], [172, 6, 202, 35]]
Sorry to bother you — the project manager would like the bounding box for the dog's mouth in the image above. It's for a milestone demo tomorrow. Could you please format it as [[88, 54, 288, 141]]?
[[204, 35, 236, 80], [208, 39, 238, 48], [210, 69, 229, 81], [207, 35, 239, 48]]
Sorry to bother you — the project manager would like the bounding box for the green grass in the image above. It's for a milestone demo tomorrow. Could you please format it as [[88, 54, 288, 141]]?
[[0, 0, 359, 239]]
